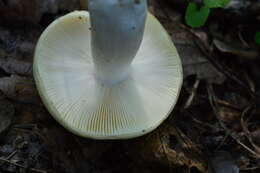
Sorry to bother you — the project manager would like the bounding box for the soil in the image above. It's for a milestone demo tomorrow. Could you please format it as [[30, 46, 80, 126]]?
[[0, 0, 259, 173]]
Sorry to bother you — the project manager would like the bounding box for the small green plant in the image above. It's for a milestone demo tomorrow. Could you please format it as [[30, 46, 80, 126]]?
[[185, 2, 210, 28], [185, 0, 231, 28], [255, 32, 260, 46]]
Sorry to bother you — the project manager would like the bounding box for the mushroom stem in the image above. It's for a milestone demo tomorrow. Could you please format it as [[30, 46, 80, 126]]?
[[88, 0, 147, 85]]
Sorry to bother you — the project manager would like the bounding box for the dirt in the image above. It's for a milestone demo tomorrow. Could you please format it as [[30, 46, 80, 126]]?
[[0, 0, 259, 173]]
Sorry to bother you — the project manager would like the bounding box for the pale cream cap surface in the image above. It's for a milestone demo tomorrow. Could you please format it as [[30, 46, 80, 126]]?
[[34, 11, 183, 139]]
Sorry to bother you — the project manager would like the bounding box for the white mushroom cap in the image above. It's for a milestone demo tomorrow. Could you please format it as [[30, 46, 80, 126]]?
[[33, 10, 182, 139]]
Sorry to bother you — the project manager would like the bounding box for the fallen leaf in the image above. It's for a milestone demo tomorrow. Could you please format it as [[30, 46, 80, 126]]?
[[218, 107, 241, 131], [213, 39, 258, 59], [0, 75, 40, 104], [0, 0, 81, 23], [0, 58, 32, 76], [177, 43, 225, 84], [0, 99, 15, 135]]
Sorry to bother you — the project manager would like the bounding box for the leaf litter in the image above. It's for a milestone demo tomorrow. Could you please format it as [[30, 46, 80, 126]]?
[[0, 0, 259, 173]]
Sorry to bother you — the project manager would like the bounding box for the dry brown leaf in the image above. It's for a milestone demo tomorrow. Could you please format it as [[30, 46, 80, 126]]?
[[218, 107, 241, 131], [125, 124, 208, 172], [0, 99, 15, 135], [0, 0, 81, 23], [0, 58, 32, 76], [0, 75, 40, 104], [177, 43, 225, 84]]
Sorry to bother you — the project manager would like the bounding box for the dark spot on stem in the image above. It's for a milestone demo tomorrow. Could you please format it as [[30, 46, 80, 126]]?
[[78, 16, 82, 20]]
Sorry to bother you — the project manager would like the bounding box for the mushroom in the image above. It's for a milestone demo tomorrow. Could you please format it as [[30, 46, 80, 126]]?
[[33, 0, 183, 139]]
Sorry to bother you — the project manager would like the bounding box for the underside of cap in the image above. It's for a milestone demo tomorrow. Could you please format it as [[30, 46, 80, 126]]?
[[33, 11, 183, 139]]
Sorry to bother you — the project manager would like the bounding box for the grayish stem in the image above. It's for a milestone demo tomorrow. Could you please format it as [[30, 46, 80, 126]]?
[[88, 0, 147, 85]]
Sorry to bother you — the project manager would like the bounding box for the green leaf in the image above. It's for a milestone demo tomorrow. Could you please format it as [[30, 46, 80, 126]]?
[[204, 0, 231, 8], [185, 2, 210, 28], [255, 32, 260, 46]]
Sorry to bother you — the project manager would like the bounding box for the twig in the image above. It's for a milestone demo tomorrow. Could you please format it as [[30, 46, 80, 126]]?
[[214, 99, 242, 111], [240, 166, 259, 171], [0, 150, 17, 166], [0, 157, 47, 173], [13, 124, 38, 129], [157, 129, 173, 172], [157, 0, 255, 100], [177, 22, 256, 99], [241, 106, 260, 156], [207, 85, 260, 158], [238, 30, 249, 48], [184, 79, 200, 109], [215, 133, 229, 151], [191, 116, 222, 131], [185, 90, 242, 111], [174, 127, 207, 172]]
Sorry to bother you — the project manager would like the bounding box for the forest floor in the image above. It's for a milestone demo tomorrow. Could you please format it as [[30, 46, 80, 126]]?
[[0, 0, 260, 173]]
